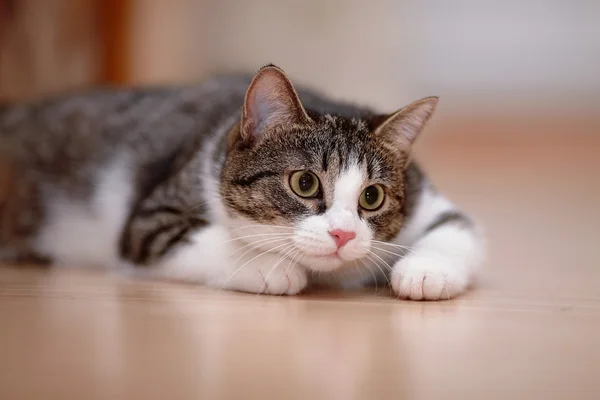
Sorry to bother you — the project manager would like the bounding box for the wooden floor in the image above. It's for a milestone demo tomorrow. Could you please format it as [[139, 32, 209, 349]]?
[[1, 130, 599, 399]]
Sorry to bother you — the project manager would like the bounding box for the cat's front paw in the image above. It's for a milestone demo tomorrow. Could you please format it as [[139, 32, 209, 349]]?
[[390, 253, 468, 300], [218, 251, 308, 295], [257, 261, 308, 295]]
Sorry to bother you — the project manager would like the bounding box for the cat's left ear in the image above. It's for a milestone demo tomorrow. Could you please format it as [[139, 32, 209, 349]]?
[[240, 65, 312, 143], [373, 96, 439, 148]]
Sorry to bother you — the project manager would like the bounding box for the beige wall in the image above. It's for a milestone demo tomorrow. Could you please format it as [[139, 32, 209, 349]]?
[[129, 0, 416, 112], [2, 0, 597, 119], [129, 0, 600, 117]]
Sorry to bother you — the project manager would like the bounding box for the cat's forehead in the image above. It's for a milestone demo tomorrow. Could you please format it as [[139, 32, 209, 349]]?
[[319, 114, 370, 131], [274, 115, 371, 154], [271, 114, 402, 181]]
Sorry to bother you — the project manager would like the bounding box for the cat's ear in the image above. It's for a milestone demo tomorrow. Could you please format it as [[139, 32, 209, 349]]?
[[373, 96, 439, 148], [240, 65, 312, 142]]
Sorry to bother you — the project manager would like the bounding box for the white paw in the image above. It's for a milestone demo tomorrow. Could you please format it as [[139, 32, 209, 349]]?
[[391, 253, 468, 301], [217, 251, 308, 295]]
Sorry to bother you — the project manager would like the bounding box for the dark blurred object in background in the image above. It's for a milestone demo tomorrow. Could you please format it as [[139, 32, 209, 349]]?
[[0, 0, 130, 101], [0, 1, 598, 142], [0, 0, 16, 25]]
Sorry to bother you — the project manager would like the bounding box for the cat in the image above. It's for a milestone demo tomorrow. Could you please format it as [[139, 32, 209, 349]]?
[[0, 64, 484, 300]]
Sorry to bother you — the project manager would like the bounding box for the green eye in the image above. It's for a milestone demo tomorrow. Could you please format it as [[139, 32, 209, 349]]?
[[290, 171, 320, 198], [359, 184, 385, 211]]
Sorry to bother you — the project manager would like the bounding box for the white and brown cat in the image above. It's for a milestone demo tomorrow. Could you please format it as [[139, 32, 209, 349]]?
[[0, 64, 484, 300]]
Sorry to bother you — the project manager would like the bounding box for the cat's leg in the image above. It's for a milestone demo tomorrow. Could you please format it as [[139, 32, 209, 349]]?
[[389, 184, 485, 300], [149, 225, 308, 295]]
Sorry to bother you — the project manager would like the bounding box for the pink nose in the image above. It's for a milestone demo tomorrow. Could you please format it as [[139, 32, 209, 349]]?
[[329, 229, 356, 248]]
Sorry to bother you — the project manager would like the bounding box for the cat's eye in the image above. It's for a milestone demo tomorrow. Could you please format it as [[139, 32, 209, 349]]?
[[289, 170, 320, 198], [359, 184, 385, 211]]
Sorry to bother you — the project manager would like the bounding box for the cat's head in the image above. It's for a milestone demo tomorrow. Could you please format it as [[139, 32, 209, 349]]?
[[220, 65, 437, 272]]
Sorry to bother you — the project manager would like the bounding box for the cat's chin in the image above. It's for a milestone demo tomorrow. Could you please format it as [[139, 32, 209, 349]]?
[[300, 253, 348, 272]]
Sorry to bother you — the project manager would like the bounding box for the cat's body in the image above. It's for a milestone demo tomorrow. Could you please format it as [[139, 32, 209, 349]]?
[[0, 65, 484, 300]]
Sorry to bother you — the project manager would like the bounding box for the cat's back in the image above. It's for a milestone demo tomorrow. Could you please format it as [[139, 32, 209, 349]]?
[[0, 76, 254, 189], [1, 77, 247, 148], [0, 76, 251, 266]]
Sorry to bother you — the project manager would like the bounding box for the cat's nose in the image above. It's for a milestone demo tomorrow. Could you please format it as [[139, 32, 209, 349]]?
[[329, 229, 356, 248]]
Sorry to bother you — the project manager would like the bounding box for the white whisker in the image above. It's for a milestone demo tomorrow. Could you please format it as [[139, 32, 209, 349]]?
[[229, 224, 323, 237], [371, 240, 419, 252], [229, 224, 295, 232], [220, 232, 295, 245], [231, 237, 293, 266], [370, 245, 410, 259], [366, 251, 394, 274], [363, 252, 390, 285], [356, 258, 378, 294], [230, 237, 293, 258], [371, 242, 461, 264]]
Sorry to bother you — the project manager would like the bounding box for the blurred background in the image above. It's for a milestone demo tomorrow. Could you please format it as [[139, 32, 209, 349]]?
[[1, 0, 599, 133]]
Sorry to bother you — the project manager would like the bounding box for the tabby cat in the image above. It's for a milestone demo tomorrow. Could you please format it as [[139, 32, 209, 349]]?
[[0, 65, 484, 300]]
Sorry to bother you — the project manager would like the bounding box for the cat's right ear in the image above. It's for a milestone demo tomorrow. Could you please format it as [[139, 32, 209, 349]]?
[[373, 96, 438, 150], [236, 65, 312, 146]]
